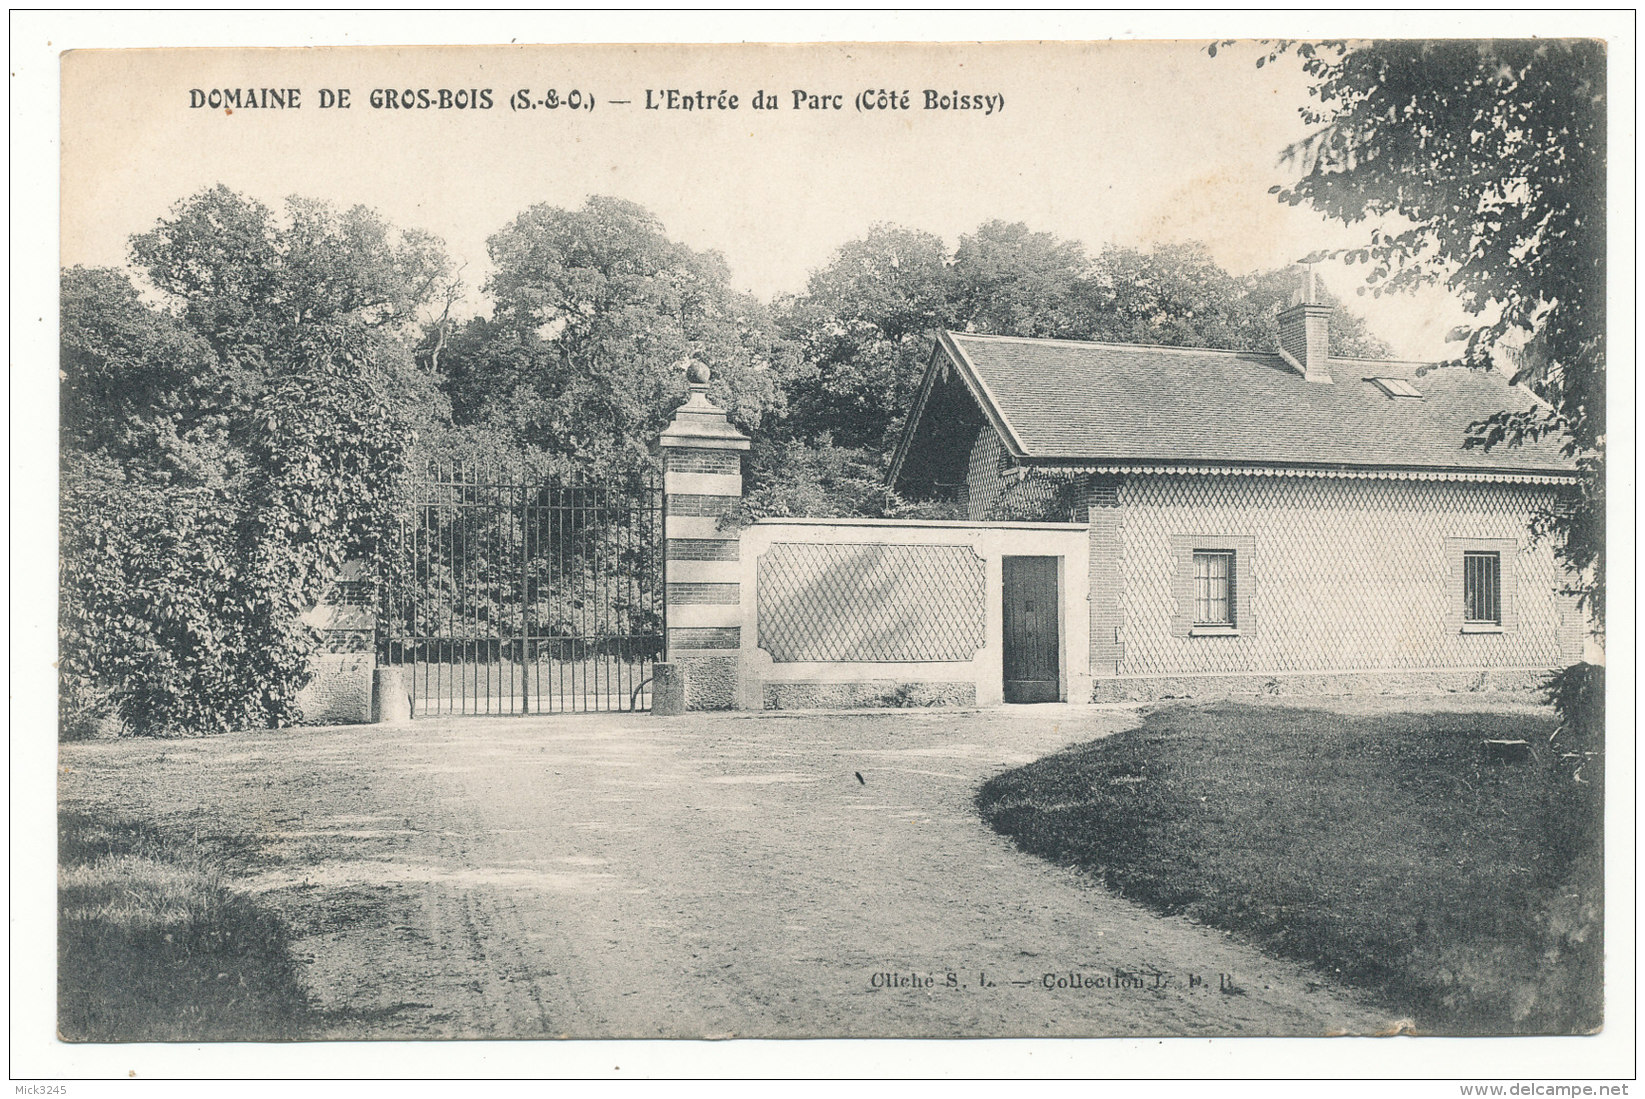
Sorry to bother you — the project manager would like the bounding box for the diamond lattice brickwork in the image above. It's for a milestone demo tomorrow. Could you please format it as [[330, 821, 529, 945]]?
[[758, 542, 985, 662], [964, 430, 1007, 520], [1115, 476, 1571, 676]]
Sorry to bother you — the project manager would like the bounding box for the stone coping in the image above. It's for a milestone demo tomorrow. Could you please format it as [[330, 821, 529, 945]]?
[[749, 517, 1088, 531]]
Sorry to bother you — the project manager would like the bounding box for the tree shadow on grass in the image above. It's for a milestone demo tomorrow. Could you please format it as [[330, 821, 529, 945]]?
[[57, 811, 314, 1042], [59, 813, 495, 1041], [975, 702, 1603, 1036]]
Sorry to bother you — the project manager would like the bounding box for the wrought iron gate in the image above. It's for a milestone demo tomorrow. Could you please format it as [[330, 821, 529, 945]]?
[[380, 462, 664, 715]]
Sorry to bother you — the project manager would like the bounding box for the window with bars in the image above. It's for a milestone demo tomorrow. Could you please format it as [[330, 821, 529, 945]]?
[[1193, 551, 1235, 626], [1463, 551, 1502, 625]]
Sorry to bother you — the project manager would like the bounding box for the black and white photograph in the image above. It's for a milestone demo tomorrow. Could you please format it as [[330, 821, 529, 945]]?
[[12, 10, 1634, 1087]]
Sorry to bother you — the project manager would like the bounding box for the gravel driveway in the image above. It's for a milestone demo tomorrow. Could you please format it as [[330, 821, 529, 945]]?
[[58, 706, 1398, 1038]]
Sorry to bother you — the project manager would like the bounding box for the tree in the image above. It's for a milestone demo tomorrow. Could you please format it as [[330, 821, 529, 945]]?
[[62, 186, 449, 735], [1076, 244, 1393, 356], [440, 196, 784, 473], [1085, 241, 1251, 348], [59, 266, 227, 478], [1249, 39, 1605, 636], [132, 185, 455, 353], [774, 224, 954, 453], [129, 185, 454, 443], [950, 220, 1093, 338]]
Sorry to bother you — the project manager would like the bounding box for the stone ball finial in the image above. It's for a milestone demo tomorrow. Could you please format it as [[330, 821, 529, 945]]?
[[685, 360, 712, 385]]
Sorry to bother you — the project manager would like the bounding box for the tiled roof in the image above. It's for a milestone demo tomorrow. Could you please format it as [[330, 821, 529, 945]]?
[[943, 332, 1576, 475]]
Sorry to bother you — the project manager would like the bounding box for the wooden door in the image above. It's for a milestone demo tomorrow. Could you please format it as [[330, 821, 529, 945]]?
[[1002, 556, 1060, 703]]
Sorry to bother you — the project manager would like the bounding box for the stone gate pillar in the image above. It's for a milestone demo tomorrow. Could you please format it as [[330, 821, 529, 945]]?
[[654, 362, 750, 712]]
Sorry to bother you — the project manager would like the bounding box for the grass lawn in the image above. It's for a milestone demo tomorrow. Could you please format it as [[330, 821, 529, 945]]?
[[976, 702, 1603, 1035], [58, 812, 312, 1041]]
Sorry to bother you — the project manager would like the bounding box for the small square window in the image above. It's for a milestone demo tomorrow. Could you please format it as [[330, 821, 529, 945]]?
[[1193, 551, 1235, 626], [1463, 551, 1501, 625]]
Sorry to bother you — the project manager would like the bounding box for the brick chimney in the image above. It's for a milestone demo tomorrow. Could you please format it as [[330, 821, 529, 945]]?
[[1276, 267, 1333, 383]]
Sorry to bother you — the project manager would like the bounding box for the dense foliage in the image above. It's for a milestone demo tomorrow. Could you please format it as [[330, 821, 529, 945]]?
[[59, 267, 223, 470], [1543, 662, 1605, 787], [1249, 39, 1606, 640], [774, 226, 953, 455], [60, 461, 255, 736], [61, 330, 411, 737], [61, 190, 434, 736]]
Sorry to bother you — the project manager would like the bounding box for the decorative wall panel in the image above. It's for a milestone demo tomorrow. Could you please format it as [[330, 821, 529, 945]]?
[[758, 542, 985, 662]]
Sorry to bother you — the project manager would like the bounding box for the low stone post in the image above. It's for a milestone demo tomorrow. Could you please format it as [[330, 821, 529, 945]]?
[[650, 663, 687, 716], [372, 666, 412, 724], [655, 362, 750, 711]]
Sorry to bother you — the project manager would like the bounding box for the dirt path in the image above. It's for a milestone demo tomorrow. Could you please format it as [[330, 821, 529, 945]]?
[[59, 706, 1400, 1038]]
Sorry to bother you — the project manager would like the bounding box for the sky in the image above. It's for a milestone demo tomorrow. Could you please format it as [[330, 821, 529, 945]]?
[[60, 39, 1471, 359]]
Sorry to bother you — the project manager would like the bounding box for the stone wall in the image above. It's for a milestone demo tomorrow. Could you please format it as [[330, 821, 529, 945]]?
[[295, 561, 375, 725], [295, 653, 374, 725], [763, 680, 977, 710], [738, 519, 1091, 709]]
